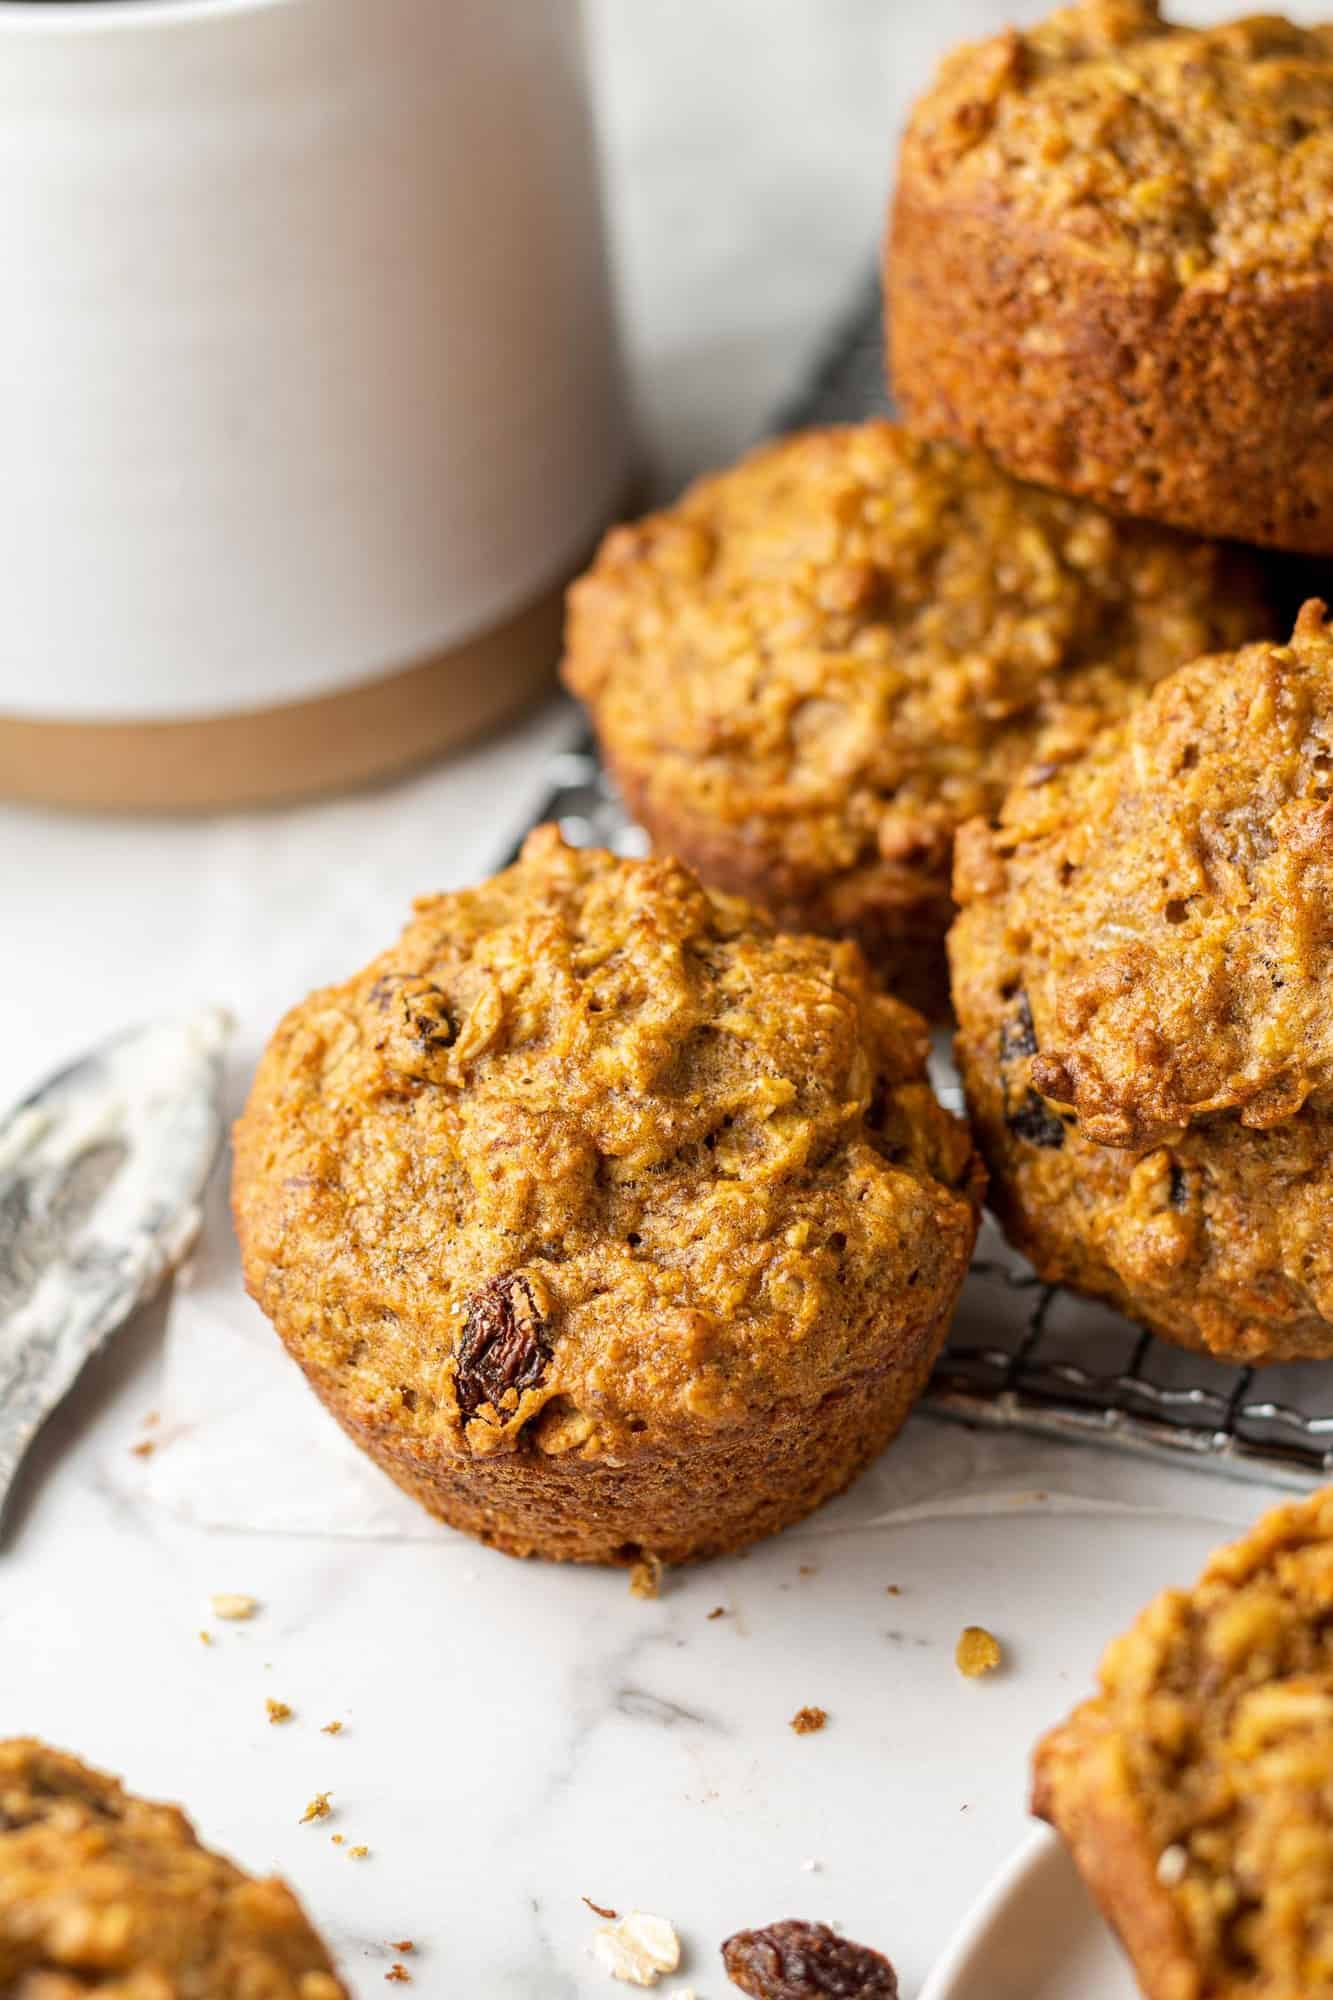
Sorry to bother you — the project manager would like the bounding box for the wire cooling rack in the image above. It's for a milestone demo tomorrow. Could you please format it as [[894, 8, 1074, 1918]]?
[[518, 276, 1333, 1493]]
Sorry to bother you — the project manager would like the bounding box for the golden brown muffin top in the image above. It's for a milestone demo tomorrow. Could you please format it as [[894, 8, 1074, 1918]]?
[[901, 0, 1333, 283], [967, 603, 1333, 1149], [233, 829, 980, 1460], [564, 423, 1270, 909], [1037, 1490, 1333, 1998], [0, 1740, 344, 2000]]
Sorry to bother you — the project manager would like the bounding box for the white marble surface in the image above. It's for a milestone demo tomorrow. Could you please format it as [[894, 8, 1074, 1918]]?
[[0, 4, 1312, 1995], [4, 1311, 1261, 1998]]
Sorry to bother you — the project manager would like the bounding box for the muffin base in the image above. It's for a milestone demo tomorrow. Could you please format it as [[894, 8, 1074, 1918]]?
[[310, 1359, 944, 1566], [982, 1178, 1333, 1366], [607, 754, 953, 1019], [888, 187, 1333, 556]]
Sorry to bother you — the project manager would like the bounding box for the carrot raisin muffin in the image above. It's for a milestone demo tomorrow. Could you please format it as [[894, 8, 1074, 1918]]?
[[563, 422, 1270, 1013], [233, 827, 982, 1565], [950, 605, 1333, 1362], [1034, 1488, 1333, 2000], [889, 0, 1333, 554], [0, 1739, 345, 1999]]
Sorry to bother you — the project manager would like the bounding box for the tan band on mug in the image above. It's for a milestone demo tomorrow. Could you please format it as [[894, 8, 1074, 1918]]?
[[0, 575, 572, 814]]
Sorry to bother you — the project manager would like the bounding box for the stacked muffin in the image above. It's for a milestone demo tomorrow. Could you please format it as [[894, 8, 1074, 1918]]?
[[565, 0, 1333, 1368], [563, 424, 1269, 1015], [952, 605, 1333, 1362], [888, 2, 1333, 553], [891, 0, 1333, 1364]]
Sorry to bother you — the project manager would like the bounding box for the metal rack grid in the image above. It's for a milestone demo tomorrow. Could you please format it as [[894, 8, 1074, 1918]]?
[[518, 277, 1333, 1493]]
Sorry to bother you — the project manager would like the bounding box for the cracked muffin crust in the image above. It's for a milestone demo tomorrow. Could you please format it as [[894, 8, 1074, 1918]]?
[[234, 827, 982, 1565], [563, 421, 1270, 1014], [889, 0, 1333, 553], [1034, 1489, 1333, 2000], [0, 1739, 345, 2000], [992, 603, 1333, 1149], [949, 608, 1333, 1363]]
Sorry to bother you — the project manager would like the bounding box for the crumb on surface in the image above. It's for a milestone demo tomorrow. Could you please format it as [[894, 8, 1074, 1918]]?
[[628, 1555, 663, 1601], [584, 1897, 619, 1920], [385, 1968, 410, 1984], [799, 1564, 818, 1576], [198, 1631, 213, 1646], [388, 1942, 414, 1954], [956, 1625, 1003, 1677], [265, 1698, 293, 1724], [211, 1593, 259, 1621], [707, 1606, 727, 1621], [331, 1834, 344, 1845], [130, 1440, 156, 1459], [589, 1911, 681, 1986], [886, 1584, 902, 1596], [348, 1844, 370, 1860], [790, 1705, 828, 1735], [321, 1720, 344, 1735], [300, 1793, 332, 1824]]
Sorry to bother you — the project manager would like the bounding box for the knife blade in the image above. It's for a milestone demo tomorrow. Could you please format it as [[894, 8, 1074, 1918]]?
[[0, 1008, 230, 1522]]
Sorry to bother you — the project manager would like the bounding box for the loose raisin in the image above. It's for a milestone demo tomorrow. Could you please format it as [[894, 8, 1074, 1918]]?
[[455, 1274, 551, 1420], [722, 1920, 898, 1999]]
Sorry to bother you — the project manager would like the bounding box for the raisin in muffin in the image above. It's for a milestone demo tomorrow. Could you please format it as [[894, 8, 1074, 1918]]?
[[950, 604, 1333, 1363], [562, 422, 1271, 1014], [234, 827, 982, 1565], [889, 1, 1333, 554], [1034, 1488, 1333, 2000], [0, 1739, 345, 1999]]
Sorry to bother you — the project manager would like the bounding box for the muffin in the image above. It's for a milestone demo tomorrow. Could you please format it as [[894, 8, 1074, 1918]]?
[[562, 421, 1271, 1013], [889, 0, 1333, 554], [233, 827, 982, 1565], [950, 604, 1333, 1362], [1034, 1488, 1333, 2000], [0, 1738, 345, 1998]]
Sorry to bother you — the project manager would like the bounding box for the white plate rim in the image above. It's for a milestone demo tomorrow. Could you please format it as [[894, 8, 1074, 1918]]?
[[920, 1827, 1055, 2000], [918, 1824, 1135, 2000]]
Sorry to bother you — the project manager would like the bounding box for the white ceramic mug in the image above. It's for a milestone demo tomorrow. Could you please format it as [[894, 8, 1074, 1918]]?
[[0, 0, 631, 805]]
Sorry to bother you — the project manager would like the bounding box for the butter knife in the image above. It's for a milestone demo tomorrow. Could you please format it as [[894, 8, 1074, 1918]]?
[[0, 1008, 230, 1521]]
